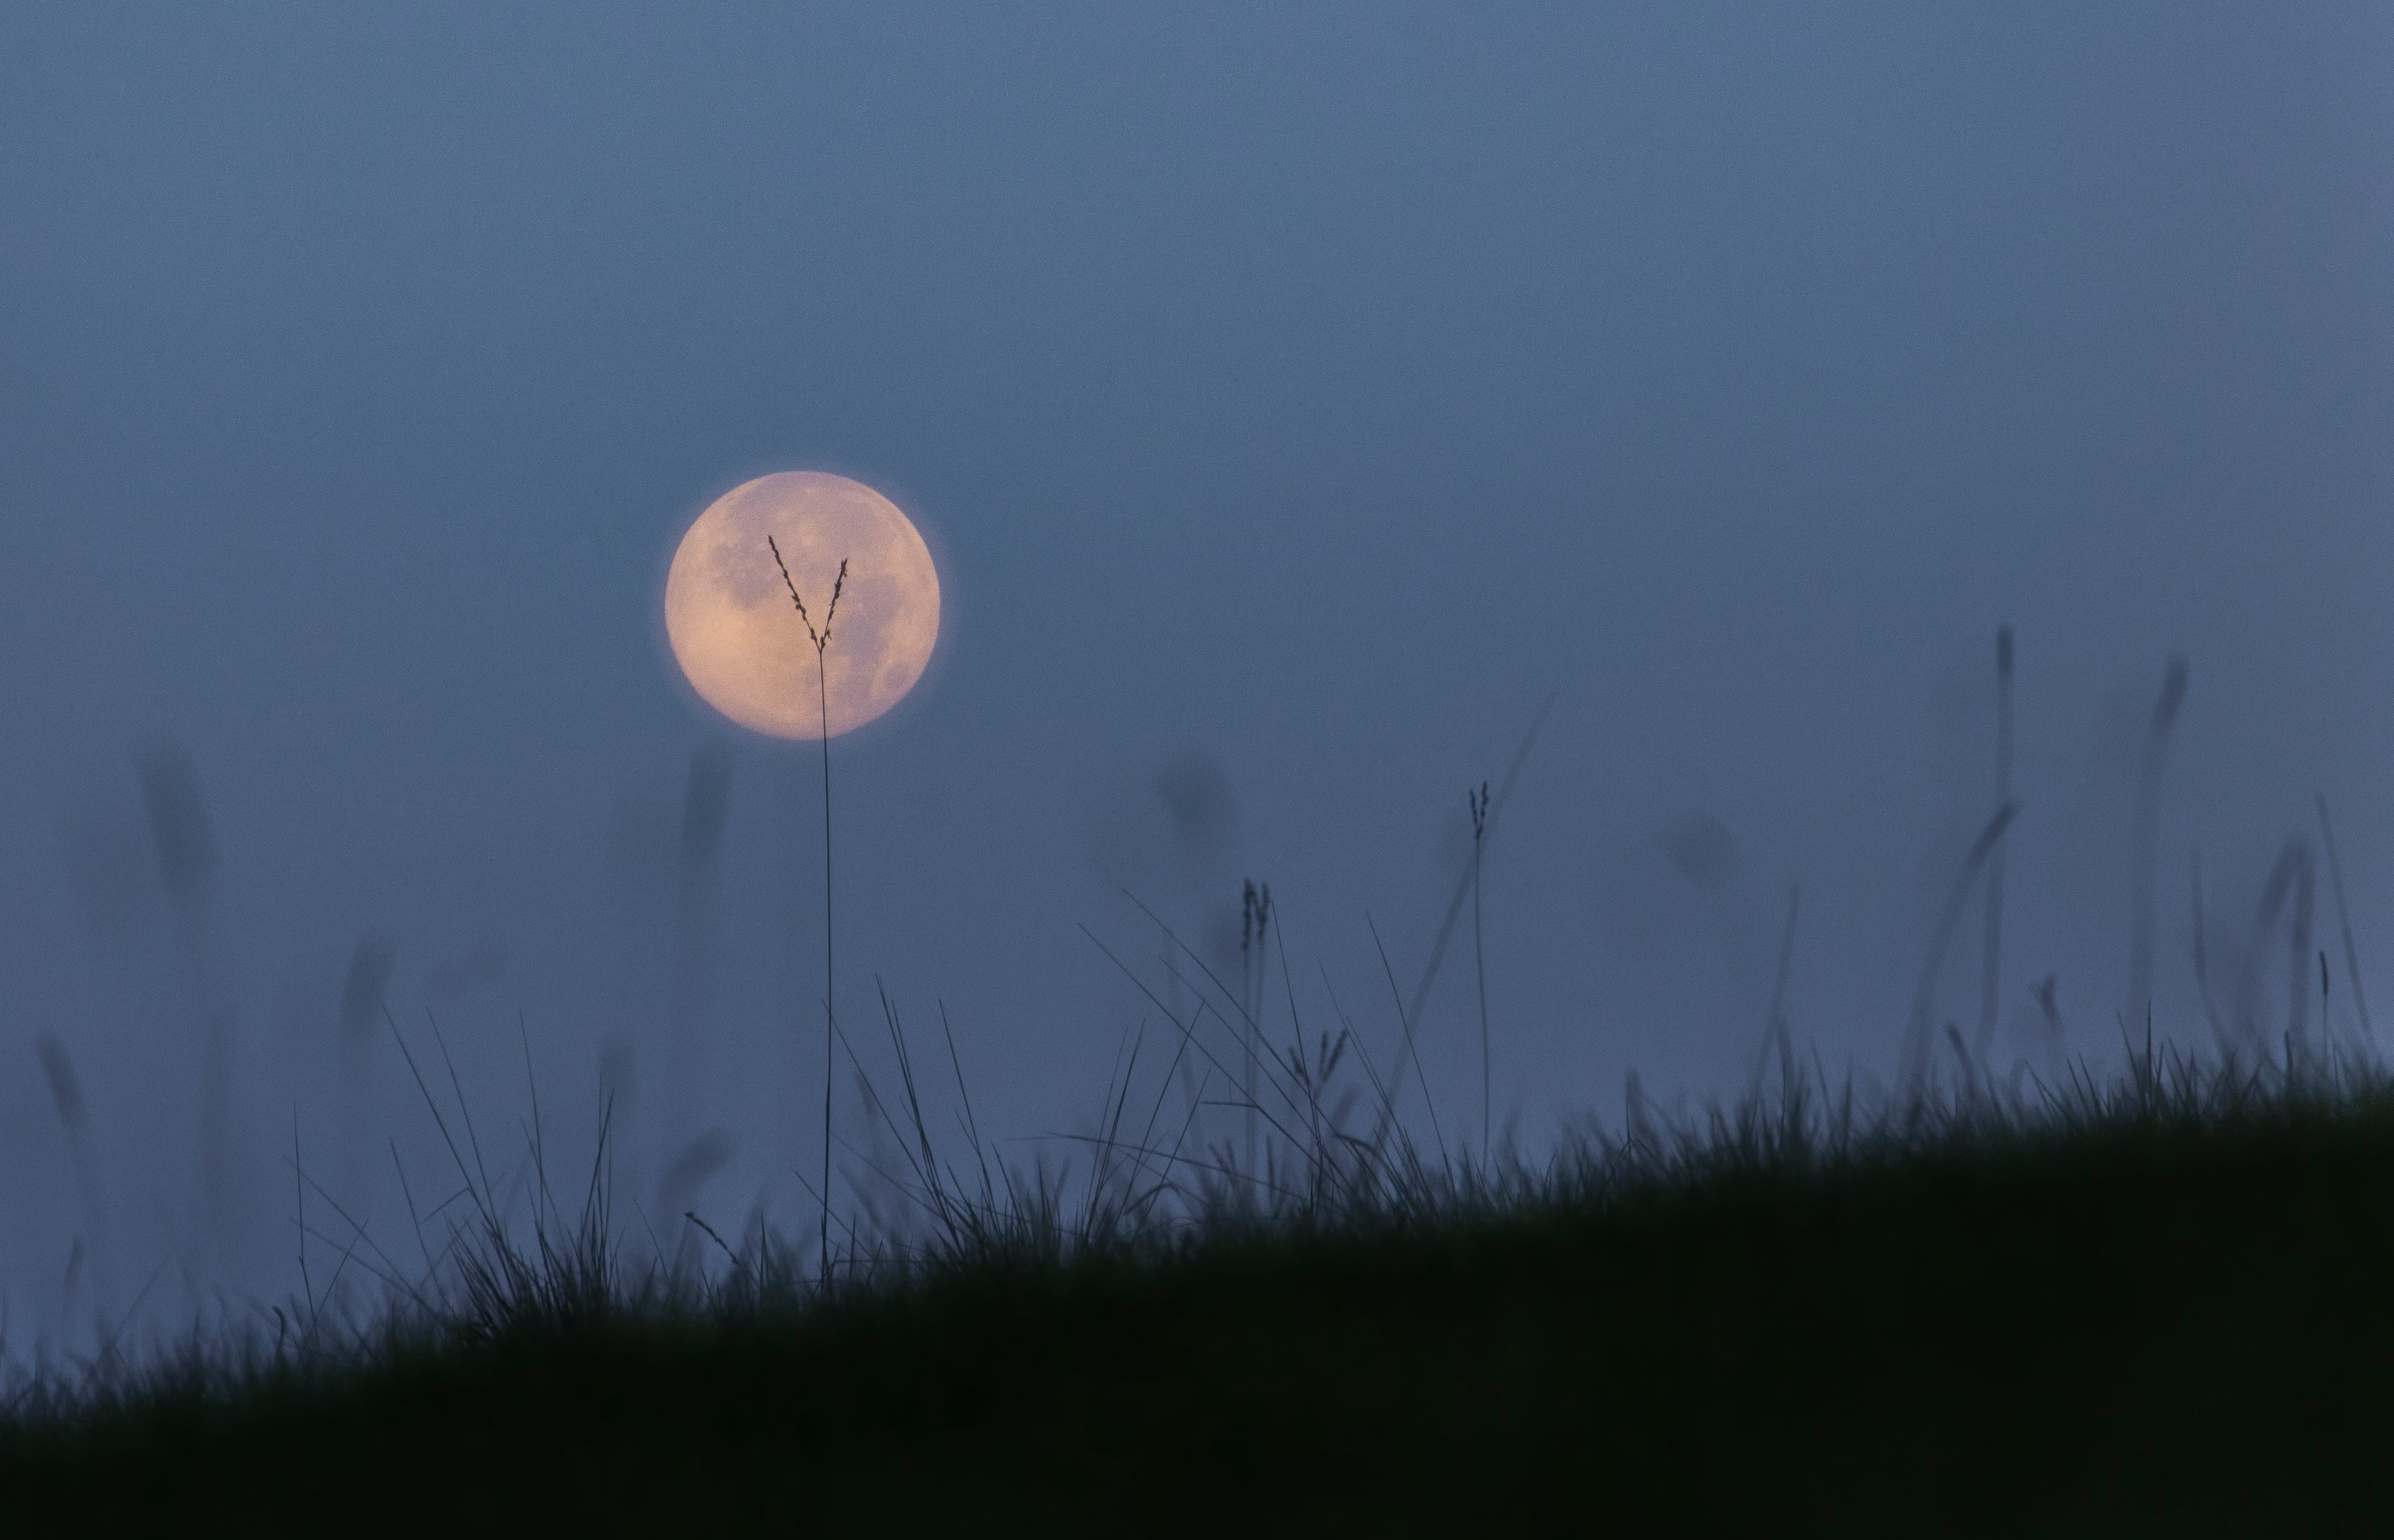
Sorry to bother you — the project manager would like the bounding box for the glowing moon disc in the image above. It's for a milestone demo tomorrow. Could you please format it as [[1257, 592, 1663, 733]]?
[[665, 472, 940, 739]]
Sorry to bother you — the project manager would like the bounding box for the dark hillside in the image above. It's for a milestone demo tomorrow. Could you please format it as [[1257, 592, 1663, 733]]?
[[6, 1070, 2392, 1536]]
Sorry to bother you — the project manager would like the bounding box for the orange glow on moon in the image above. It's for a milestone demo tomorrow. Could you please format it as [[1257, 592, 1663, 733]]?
[[664, 472, 940, 739]]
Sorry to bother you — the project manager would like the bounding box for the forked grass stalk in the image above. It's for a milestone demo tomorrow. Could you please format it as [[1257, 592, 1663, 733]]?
[[768, 537, 847, 1280]]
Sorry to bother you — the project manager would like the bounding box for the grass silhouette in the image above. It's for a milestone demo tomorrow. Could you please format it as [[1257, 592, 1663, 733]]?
[[1975, 625, 2014, 1061], [1469, 779, 1491, 1166], [768, 537, 847, 1281], [5, 1003, 2394, 1533]]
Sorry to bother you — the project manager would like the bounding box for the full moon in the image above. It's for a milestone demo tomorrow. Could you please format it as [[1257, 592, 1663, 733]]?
[[664, 472, 941, 739]]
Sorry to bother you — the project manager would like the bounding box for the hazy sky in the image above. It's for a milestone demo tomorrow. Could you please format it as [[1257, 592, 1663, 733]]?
[[2, 3, 2388, 1333]]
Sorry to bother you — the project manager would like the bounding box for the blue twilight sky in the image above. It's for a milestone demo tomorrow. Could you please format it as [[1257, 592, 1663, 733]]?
[[0, 3, 2389, 1327]]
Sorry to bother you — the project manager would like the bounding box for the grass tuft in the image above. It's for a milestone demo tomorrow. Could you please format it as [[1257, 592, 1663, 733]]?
[[6, 1027, 2394, 1531]]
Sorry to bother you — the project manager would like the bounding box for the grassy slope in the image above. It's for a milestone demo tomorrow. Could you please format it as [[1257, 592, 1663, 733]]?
[[5, 1075, 2394, 1536]]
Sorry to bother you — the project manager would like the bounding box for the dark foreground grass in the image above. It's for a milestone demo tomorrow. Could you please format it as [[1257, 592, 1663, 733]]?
[[5, 1051, 2394, 1537]]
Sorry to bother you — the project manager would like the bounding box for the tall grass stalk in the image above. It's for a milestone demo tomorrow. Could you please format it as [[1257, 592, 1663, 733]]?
[[1239, 880, 1272, 1176], [2231, 839, 2312, 1056], [1375, 688, 1555, 1148], [1901, 799, 2020, 1098], [1976, 625, 2013, 1059], [2288, 840, 2317, 1056], [768, 538, 847, 1279], [34, 1035, 113, 1341], [2191, 850, 2230, 1051], [2316, 794, 2375, 1043], [1469, 781, 1490, 1165], [2126, 655, 2189, 1028], [1752, 881, 1799, 1099]]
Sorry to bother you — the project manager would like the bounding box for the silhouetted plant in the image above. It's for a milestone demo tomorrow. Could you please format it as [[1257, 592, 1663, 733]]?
[[1976, 625, 2014, 1060], [1373, 689, 1556, 1151], [1240, 878, 1271, 1174], [2316, 794, 2375, 1044], [768, 538, 847, 1278], [34, 1036, 113, 1344], [1468, 780, 1490, 1165], [1901, 799, 2020, 1100], [2126, 655, 2190, 1029]]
